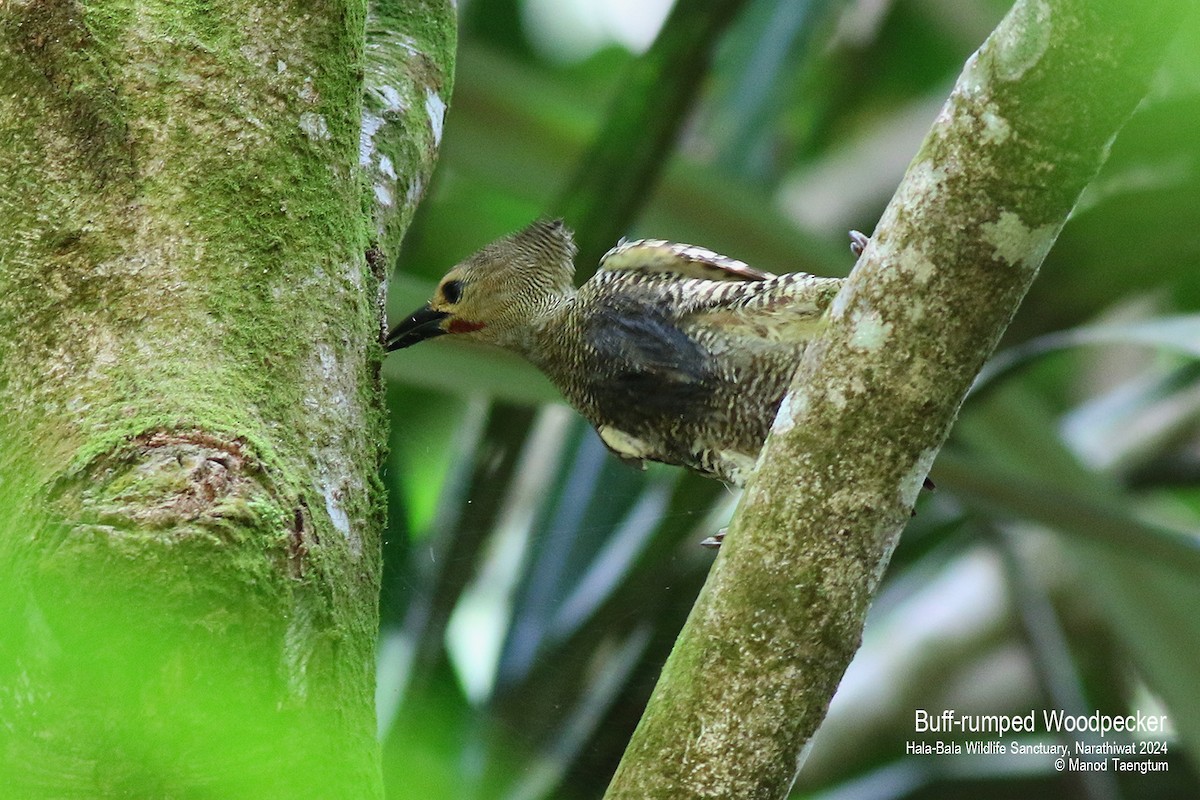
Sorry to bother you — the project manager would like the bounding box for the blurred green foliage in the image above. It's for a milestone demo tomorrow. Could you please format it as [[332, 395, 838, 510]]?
[[384, 1, 1200, 798], [0, 456, 377, 798]]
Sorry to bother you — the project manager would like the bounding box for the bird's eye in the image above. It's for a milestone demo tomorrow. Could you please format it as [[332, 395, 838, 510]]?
[[441, 280, 463, 304]]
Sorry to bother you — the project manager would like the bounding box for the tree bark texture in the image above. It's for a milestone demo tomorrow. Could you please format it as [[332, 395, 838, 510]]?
[[604, 1, 1193, 797], [0, 1, 453, 796]]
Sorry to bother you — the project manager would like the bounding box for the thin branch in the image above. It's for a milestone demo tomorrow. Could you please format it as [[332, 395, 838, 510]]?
[[604, 1, 1194, 797]]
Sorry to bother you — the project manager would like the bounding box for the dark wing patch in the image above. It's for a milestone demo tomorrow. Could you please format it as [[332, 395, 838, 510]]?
[[582, 294, 712, 422], [598, 239, 774, 282]]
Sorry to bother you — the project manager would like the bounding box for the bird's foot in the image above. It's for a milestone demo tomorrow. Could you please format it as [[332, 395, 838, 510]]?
[[911, 475, 937, 516], [849, 230, 870, 258]]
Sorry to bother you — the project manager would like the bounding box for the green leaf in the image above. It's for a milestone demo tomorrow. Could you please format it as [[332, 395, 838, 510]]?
[[977, 315, 1200, 389]]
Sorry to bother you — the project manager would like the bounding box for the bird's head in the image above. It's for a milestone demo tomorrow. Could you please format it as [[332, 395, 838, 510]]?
[[387, 219, 578, 352]]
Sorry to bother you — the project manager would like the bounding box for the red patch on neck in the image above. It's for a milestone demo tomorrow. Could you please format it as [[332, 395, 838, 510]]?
[[448, 319, 486, 334]]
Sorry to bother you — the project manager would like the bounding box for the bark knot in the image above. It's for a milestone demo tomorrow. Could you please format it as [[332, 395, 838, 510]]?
[[57, 428, 277, 536]]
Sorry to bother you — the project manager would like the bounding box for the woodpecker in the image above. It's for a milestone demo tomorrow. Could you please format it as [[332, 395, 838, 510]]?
[[388, 219, 847, 488]]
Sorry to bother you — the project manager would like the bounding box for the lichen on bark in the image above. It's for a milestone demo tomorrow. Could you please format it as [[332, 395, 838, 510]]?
[[0, 0, 455, 795], [604, 1, 1194, 798]]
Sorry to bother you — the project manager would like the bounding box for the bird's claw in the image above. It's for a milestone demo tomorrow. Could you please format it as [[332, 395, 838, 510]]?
[[849, 230, 869, 258]]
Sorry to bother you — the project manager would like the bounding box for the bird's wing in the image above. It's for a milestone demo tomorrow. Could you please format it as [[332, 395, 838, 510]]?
[[593, 239, 844, 343], [580, 293, 712, 419], [674, 272, 844, 344], [597, 239, 775, 282]]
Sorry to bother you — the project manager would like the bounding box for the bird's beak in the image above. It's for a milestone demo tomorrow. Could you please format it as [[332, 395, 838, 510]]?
[[387, 304, 450, 351]]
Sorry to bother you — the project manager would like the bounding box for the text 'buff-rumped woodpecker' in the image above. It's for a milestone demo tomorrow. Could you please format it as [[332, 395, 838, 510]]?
[[388, 220, 852, 488]]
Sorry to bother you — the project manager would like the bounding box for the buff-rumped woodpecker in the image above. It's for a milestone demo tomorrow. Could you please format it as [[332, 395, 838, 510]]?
[[388, 219, 851, 488]]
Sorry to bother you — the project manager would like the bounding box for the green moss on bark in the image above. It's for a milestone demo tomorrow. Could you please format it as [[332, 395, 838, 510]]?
[[362, 0, 457, 260], [0, 0, 456, 794], [604, 1, 1190, 797]]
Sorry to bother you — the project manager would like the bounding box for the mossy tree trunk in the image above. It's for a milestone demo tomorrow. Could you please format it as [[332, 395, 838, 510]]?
[[604, 1, 1193, 798], [0, 1, 453, 796]]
